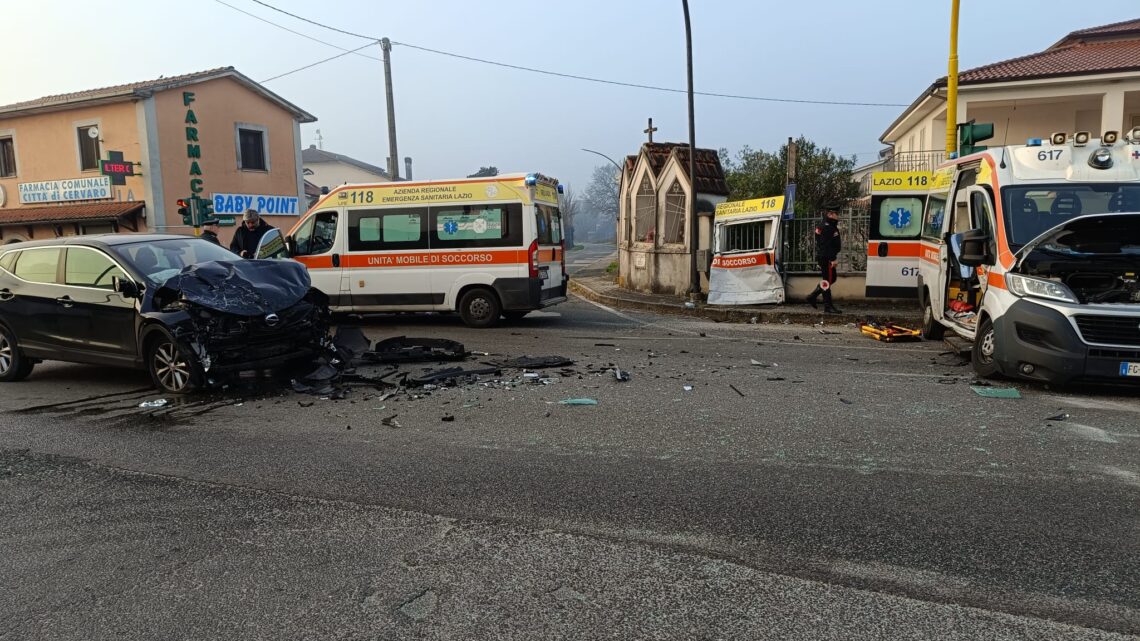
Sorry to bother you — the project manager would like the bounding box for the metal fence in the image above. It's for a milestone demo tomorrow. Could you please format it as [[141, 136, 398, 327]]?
[[779, 207, 870, 274]]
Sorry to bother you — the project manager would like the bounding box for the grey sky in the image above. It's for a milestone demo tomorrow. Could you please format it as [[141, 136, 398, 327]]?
[[5, 1, 1137, 192]]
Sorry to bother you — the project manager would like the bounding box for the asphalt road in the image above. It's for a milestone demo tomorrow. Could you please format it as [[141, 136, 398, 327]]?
[[1, 289, 1138, 640]]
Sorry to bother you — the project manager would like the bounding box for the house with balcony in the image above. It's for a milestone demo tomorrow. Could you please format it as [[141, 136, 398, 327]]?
[[876, 18, 1140, 186]]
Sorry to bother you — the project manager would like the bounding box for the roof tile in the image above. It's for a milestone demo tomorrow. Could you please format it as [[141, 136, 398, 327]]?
[[953, 38, 1140, 84]]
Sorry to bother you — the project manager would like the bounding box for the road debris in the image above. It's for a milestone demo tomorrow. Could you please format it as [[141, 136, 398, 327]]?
[[613, 367, 632, 382], [729, 384, 746, 397], [683, 385, 694, 392], [971, 386, 1022, 399], [750, 359, 777, 368], [860, 321, 921, 342], [1046, 413, 1071, 421], [365, 336, 467, 363], [138, 399, 168, 409], [493, 355, 575, 369], [559, 398, 598, 406], [381, 415, 402, 428]]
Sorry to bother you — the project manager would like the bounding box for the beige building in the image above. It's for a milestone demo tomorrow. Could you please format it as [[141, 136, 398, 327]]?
[[302, 145, 393, 192], [881, 19, 1140, 169], [617, 142, 729, 296], [0, 67, 315, 245]]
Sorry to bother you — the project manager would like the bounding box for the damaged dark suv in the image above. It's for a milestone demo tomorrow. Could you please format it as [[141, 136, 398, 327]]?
[[0, 235, 329, 394]]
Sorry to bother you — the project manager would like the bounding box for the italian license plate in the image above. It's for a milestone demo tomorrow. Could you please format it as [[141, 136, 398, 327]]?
[[1121, 362, 1140, 377]]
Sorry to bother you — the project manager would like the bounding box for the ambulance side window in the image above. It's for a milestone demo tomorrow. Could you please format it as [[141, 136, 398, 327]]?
[[348, 208, 428, 251], [430, 203, 522, 249], [292, 210, 339, 256], [922, 193, 947, 240], [874, 196, 924, 239]]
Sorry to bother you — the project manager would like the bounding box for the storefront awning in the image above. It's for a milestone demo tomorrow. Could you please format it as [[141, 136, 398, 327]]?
[[0, 201, 144, 226]]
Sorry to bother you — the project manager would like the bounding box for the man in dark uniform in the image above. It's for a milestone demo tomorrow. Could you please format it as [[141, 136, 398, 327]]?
[[806, 202, 842, 314], [199, 219, 223, 247], [229, 209, 274, 258]]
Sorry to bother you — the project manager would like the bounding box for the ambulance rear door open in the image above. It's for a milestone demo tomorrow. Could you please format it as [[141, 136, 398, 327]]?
[[708, 196, 785, 305], [866, 172, 928, 298]]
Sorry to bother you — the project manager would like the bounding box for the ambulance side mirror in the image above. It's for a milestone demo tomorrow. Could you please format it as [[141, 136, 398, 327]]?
[[956, 228, 993, 267]]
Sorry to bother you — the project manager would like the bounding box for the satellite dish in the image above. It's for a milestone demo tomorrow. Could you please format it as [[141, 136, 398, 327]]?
[[87, 127, 100, 139]]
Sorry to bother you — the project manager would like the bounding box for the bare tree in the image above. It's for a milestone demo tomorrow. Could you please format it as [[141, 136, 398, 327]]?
[[558, 184, 579, 247], [581, 164, 619, 242]]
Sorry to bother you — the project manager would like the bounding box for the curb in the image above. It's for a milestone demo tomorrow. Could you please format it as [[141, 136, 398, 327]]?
[[568, 278, 923, 326]]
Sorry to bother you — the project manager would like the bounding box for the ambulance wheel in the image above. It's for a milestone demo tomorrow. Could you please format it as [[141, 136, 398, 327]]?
[[921, 297, 945, 340], [458, 288, 501, 328], [972, 317, 1001, 379]]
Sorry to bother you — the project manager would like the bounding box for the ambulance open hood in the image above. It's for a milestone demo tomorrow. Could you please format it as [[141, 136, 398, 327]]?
[[1013, 213, 1140, 305], [1014, 212, 1140, 264]]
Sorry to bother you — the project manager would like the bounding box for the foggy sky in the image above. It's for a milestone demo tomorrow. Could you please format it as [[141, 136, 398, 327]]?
[[5, 0, 1137, 192]]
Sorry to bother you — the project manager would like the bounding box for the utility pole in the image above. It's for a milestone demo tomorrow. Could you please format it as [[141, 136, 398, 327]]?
[[381, 37, 400, 180], [683, 0, 699, 299], [786, 136, 797, 186], [945, 0, 960, 156]]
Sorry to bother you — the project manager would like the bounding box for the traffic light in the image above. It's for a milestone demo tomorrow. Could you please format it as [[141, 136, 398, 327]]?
[[199, 198, 214, 218], [959, 120, 995, 156], [177, 198, 193, 225]]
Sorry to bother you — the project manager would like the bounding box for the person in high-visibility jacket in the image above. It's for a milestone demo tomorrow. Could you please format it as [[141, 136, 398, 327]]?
[[806, 203, 842, 314]]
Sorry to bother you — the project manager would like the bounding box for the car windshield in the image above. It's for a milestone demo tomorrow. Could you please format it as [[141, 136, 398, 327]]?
[[111, 237, 238, 285], [1000, 183, 1140, 248]]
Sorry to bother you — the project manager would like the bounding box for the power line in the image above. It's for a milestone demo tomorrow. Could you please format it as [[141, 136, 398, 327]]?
[[393, 41, 907, 107], [261, 42, 377, 83], [248, 0, 380, 41], [232, 0, 909, 107], [213, 0, 381, 60]]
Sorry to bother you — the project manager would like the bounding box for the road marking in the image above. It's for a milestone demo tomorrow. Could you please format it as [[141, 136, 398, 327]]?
[[1041, 395, 1140, 414], [572, 295, 647, 325]]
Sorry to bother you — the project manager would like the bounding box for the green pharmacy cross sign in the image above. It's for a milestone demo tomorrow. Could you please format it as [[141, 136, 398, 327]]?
[[99, 151, 138, 186]]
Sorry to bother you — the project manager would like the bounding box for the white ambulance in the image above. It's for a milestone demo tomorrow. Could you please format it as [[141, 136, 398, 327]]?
[[918, 130, 1140, 384], [262, 173, 568, 328], [865, 171, 929, 298]]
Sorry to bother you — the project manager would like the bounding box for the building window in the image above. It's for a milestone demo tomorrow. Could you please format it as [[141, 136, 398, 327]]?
[[634, 175, 655, 243], [663, 180, 686, 244], [0, 137, 15, 177], [720, 220, 770, 253], [237, 126, 268, 171], [78, 126, 101, 171]]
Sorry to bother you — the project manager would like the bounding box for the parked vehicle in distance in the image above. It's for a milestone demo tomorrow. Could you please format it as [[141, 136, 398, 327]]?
[[275, 172, 569, 328], [0, 235, 329, 394]]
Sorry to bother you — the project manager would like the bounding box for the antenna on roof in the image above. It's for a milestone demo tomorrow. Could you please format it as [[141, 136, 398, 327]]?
[[999, 114, 1012, 168], [315, 129, 324, 150]]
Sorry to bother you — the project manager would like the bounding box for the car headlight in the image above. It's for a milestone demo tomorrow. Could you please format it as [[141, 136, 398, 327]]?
[[1005, 273, 1077, 303]]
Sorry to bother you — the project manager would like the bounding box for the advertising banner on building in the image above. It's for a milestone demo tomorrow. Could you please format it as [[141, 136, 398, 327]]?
[[18, 177, 112, 204], [708, 197, 786, 306], [212, 193, 302, 216]]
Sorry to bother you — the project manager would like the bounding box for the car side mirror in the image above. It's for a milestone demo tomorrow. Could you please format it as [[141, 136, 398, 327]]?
[[255, 228, 289, 260], [955, 228, 993, 267], [112, 276, 140, 298], [285, 234, 297, 255]]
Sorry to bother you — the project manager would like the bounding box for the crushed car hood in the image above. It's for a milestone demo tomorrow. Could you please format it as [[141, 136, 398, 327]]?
[[155, 260, 312, 316], [1015, 212, 1140, 266]]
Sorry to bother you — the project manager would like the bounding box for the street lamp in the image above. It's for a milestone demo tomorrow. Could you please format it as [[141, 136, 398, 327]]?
[[581, 148, 621, 172], [682, 0, 699, 299]]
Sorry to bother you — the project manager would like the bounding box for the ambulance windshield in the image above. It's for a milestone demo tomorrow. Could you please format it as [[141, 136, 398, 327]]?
[[1000, 183, 1140, 247]]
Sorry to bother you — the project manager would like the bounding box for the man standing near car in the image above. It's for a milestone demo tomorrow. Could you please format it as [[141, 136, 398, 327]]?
[[230, 209, 274, 258], [199, 219, 223, 248], [805, 202, 842, 314]]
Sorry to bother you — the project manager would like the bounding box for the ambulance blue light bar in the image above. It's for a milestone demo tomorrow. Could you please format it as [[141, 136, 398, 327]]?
[[557, 184, 565, 194], [1027, 138, 1043, 146], [525, 174, 538, 186]]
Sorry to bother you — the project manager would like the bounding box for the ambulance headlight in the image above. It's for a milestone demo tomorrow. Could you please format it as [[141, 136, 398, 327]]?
[[1088, 147, 1114, 169], [1006, 273, 1077, 303], [1073, 131, 1090, 146]]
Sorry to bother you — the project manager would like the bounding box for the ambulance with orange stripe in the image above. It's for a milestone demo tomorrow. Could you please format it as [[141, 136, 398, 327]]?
[[918, 130, 1140, 384], [276, 173, 567, 327], [865, 171, 929, 298]]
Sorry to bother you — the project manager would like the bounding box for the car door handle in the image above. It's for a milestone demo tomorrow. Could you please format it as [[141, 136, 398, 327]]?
[[877, 243, 889, 257], [55, 296, 74, 308], [332, 253, 341, 268], [0, 288, 13, 302]]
